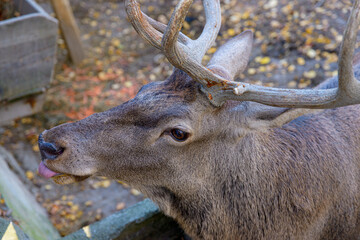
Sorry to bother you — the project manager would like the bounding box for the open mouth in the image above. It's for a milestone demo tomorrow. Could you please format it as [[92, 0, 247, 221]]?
[[38, 161, 90, 185]]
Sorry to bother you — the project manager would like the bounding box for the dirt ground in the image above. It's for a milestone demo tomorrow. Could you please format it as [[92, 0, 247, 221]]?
[[0, 0, 356, 236]]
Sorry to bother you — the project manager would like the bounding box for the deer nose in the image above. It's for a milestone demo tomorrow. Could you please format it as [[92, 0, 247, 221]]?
[[38, 133, 64, 160]]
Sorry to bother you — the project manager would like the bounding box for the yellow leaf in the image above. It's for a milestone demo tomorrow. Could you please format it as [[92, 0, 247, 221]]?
[[183, 21, 190, 30], [26, 171, 34, 180], [227, 29, 236, 36], [259, 57, 271, 65], [207, 47, 217, 54], [305, 26, 314, 34], [261, 43, 267, 53], [306, 49, 317, 58], [148, 6, 155, 12], [111, 38, 121, 47], [76, 210, 83, 218], [298, 79, 312, 88], [288, 81, 297, 88], [83, 226, 92, 238], [288, 65, 296, 72], [316, 35, 331, 44], [71, 204, 79, 212], [98, 72, 107, 81], [90, 21, 97, 27], [124, 81, 133, 88], [130, 189, 141, 196], [241, 11, 250, 20], [116, 202, 126, 211], [3, 222, 18, 240], [93, 12, 100, 19], [297, 57, 305, 66], [20, 118, 32, 124], [270, 20, 281, 28], [258, 66, 266, 72], [98, 29, 106, 36], [32, 145, 39, 152], [304, 70, 317, 79], [326, 53, 338, 63], [248, 68, 256, 75], [100, 180, 111, 188], [67, 214, 76, 221], [203, 55, 210, 61]]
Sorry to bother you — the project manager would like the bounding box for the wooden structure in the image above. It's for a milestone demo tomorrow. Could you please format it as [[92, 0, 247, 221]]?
[[0, 198, 186, 240], [0, 147, 60, 240], [50, 0, 85, 65], [63, 199, 186, 240], [0, 0, 58, 125]]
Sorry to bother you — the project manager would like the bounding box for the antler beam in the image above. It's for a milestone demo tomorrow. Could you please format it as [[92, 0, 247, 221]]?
[[126, 0, 360, 109], [206, 0, 360, 108]]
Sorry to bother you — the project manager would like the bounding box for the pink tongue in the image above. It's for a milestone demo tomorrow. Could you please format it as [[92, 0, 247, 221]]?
[[38, 161, 58, 179]]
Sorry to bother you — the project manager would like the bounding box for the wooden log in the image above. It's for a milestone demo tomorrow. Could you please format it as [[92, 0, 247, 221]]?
[[0, 150, 60, 240], [50, 0, 85, 65], [0, 94, 45, 126]]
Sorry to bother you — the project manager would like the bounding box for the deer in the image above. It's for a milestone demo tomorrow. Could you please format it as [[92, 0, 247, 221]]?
[[37, 0, 360, 239]]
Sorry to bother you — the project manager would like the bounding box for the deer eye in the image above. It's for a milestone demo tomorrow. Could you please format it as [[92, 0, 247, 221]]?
[[170, 129, 189, 142]]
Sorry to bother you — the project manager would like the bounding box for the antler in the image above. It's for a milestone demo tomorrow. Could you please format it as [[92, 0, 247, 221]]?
[[125, 0, 220, 62], [126, 0, 360, 109]]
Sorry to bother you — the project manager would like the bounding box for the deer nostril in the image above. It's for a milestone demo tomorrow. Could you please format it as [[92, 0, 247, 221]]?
[[39, 142, 64, 160], [38, 134, 64, 160]]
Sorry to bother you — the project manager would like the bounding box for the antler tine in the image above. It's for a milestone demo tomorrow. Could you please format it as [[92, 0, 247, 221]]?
[[160, 0, 231, 90], [125, 0, 163, 49], [190, 0, 221, 60], [125, 0, 194, 49], [162, 0, 193, 64], [203, 0, 360, 108], [162, 0, 221, 62], [144, 14, 191, 45], [337, 0, 360, 101]]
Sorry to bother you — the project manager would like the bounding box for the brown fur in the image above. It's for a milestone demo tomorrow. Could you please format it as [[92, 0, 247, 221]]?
[[39, 66, 360, 239]]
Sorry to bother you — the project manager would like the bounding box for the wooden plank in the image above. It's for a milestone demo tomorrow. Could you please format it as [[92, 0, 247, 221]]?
[[64, 199, 185, 240], [0, 94, 45, 126], [50, 0, 85, 65], [0, 3, 58, 102], [0, 149, 60, 240]]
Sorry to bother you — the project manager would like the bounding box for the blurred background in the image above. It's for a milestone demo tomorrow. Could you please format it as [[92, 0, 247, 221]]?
[[0, 0, 356, 237]]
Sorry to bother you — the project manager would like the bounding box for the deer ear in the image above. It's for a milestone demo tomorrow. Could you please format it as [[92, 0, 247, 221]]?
[[207, 30, 253, 81]]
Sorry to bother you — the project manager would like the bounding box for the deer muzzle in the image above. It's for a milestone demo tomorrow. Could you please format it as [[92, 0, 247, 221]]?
[[38, 131, 64, 179]]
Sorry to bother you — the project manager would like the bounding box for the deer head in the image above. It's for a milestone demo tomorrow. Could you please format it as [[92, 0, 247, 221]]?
[[38, 0, 360, 239]]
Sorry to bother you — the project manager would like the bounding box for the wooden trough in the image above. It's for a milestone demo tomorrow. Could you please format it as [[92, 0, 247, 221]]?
[[0, 199, 187, 240], [0, 0, 58, 125]]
